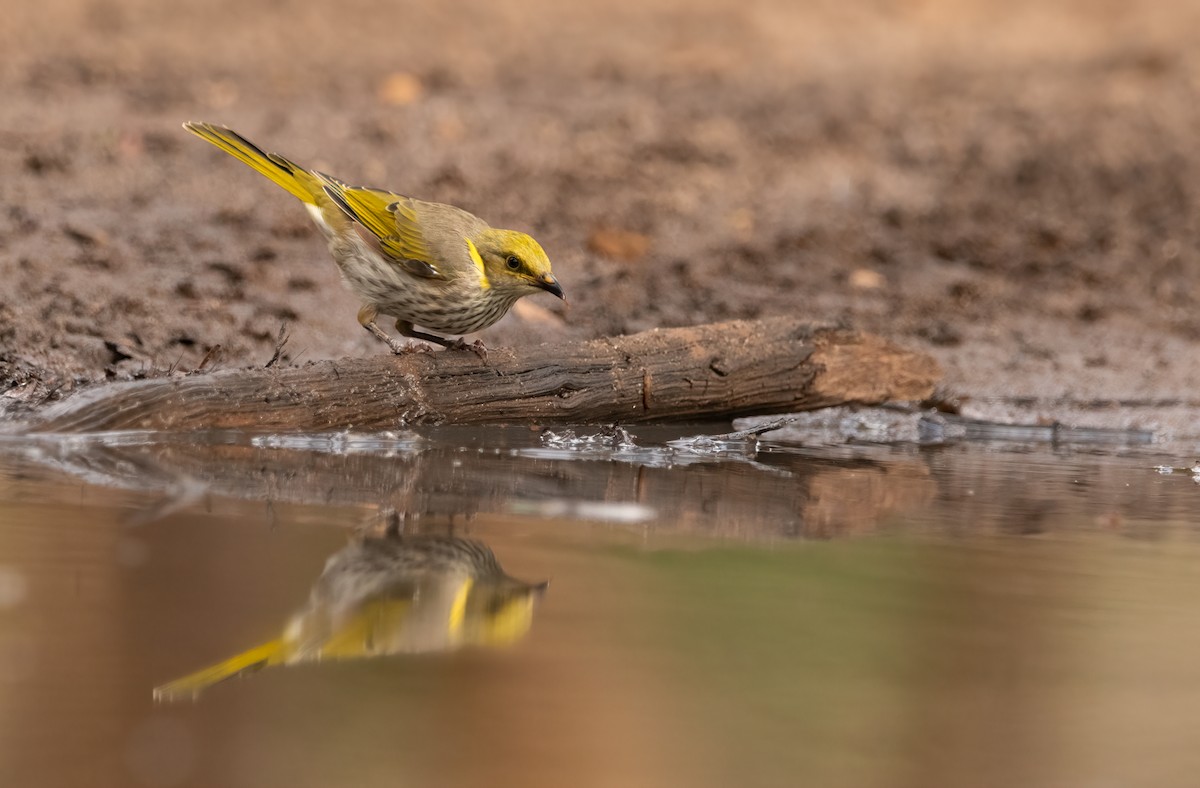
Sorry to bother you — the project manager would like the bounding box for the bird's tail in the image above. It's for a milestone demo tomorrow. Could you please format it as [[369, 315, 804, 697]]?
[[153, 637, 287, 702], [183, 122, 324, 205]]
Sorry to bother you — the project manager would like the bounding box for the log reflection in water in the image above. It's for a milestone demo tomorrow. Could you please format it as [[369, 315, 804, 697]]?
[[6, 430, 937, 540]]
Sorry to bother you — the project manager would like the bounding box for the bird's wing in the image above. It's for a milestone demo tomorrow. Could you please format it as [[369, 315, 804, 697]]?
[[319, 180, 442, 279]]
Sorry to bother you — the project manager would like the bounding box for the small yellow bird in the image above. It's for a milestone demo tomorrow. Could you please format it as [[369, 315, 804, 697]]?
[[154, 534, 547, 701], [183, 122, 564, 356]]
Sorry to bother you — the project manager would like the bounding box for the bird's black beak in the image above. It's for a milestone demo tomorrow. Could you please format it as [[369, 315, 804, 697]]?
[[537, 273, 565, 300]]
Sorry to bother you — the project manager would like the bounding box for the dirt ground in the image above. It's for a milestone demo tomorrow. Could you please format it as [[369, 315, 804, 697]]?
[[3, 0, 1200, 423]]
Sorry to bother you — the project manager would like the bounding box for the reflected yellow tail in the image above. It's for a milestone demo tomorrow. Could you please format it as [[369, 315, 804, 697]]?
[[183, 122, 324, 205], [153, 638, 286, 702]]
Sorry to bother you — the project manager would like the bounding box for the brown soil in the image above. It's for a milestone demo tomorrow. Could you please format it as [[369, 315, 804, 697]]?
[[3, 0, 1200, 420]]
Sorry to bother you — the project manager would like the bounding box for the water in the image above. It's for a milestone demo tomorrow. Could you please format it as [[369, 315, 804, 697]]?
[[1, 426, 1199, 787]]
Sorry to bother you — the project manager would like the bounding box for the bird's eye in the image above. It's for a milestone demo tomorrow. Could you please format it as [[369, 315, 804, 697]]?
[[506, 256, 521, 271]]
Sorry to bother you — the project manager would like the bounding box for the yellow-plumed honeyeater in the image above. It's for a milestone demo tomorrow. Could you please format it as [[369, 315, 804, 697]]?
[[154, 535, 547, 701], [183, 122, 564, 356]]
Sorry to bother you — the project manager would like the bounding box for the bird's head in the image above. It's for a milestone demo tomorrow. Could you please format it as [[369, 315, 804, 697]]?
[[463, 578, 549, 646], [471, 228, 564, 300]]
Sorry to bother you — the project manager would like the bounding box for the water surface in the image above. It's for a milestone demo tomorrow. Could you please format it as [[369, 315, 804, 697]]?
[[1, 426, 1198, 787]]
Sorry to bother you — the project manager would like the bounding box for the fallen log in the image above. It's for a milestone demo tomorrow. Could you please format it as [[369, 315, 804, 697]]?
[[25, 318, 940, 432]]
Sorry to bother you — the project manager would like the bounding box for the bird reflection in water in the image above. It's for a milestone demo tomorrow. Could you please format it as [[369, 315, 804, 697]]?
[[154, 534, 547, 701]]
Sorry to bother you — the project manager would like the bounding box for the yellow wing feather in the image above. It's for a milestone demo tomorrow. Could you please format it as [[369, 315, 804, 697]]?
[[322, 184, 396, 241], [322, 185, 435, 267], [384, 197, 434, 264]]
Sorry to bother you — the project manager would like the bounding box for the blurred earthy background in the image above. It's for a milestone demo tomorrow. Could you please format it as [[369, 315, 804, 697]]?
[[3, 0, 1200, 409]]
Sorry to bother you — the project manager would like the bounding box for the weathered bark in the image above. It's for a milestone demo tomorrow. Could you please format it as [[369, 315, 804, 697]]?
[[26, 318, 940, 432]]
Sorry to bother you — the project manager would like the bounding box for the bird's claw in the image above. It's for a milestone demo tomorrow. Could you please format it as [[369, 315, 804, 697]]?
[[386, 340, 433, 355], [446, 337, 489, 362]]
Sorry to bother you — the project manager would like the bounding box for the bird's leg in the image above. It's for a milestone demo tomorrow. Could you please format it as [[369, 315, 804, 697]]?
[[395, 320, 488, 361], [358, 304, 409, 355], [393, 319, 452, 347]]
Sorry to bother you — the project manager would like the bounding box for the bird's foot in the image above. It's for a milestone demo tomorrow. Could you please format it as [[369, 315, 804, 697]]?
[[371, 328, 431, 356], [446, 337, 489, 362]]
